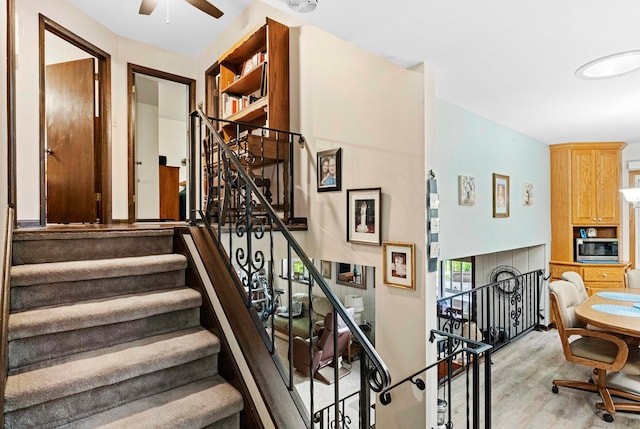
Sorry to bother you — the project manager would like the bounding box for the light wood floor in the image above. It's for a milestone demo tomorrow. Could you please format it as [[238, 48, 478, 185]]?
[[446, 329, 640, 428]]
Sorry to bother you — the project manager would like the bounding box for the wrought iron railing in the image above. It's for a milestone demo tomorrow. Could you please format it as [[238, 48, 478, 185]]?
[[189, 108, 390, 428], [437, 269, 543, 353], [378, 329, 492, 429]]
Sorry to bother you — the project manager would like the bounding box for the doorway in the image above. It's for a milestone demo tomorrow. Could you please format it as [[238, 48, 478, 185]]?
[[40, 16, 112, 225], [127, 64, 195, 223]]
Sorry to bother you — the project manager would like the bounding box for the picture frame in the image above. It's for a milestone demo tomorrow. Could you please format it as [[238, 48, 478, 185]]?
[[492, 173, 510, 218], [382, 241, 415, 290], [458, 175, 476, 206], [347, 187, 382, 245], [523, 182, 533, 206], [335, 262, 366, 289], [321, 260, 332, 279], [317, 148, 342, 192]]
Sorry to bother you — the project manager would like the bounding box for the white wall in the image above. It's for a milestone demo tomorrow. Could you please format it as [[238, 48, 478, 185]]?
[[1, 0, 8, 235], [15, 0, 197, 222]]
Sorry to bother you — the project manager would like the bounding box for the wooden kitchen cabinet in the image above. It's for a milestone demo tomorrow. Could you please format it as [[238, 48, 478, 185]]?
[[549, 261, 629, 296], [550, 142, 626, 262], [571, 147, 621, 225]]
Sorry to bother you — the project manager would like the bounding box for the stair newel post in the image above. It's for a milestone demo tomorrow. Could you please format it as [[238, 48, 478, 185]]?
[[188, 112, 198, 225], [359, 347, 371, 429]]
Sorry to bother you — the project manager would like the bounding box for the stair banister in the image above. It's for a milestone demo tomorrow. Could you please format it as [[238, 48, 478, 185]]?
[[191, 108, 392, 395]]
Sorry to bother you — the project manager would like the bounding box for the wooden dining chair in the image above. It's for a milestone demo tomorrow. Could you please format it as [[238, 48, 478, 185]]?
[[549, 280, 640, 422]]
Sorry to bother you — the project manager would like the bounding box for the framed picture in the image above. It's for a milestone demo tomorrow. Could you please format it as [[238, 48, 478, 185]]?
[[382, 241, 415, 290], [317, 148, 342, 192], [347, 188, 382, 245], [492, 173, 510, 218], [523, 182, 533, 206], [321, 260, 332, 279], [458, 175, 476, 206], [335, 262, 366, 289]]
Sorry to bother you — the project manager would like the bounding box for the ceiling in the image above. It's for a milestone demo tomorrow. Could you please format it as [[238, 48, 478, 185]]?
[[66, 0, 640, 145]]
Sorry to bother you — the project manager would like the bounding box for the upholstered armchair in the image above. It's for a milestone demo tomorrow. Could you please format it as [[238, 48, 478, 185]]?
[[292, 309, 354, 384]]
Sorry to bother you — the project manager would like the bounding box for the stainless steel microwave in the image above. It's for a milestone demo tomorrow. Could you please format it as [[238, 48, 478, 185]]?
[[575, 238, 619, 263]]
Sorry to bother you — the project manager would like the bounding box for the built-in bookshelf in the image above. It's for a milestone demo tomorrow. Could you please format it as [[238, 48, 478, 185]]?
[[217, 17, 289, 139]]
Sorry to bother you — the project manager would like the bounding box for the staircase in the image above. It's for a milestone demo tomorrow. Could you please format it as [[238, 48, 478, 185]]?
[[4, 228, 243, 428]]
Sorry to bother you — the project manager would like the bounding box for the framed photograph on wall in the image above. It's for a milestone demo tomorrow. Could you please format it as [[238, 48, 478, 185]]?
[[492, 173, 510, 218], [321, 260, 332, 279], [335, 262, 367, 289], [347, 187, 382, 245], [523, 182, 533, 206], [317, 148, 342, 192], [458, 175, 476, 206], [382, 241, 415, 290]]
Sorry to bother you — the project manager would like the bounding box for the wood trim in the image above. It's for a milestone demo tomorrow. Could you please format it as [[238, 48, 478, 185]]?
[[184, 226, 306, 428], [204, 62, 220, 118], [0, 207, 15, 428], [7, 0, 16, 214], [126, 63, 196, 223], [629, 170, 640, 269], [38, 15, 113, 224]]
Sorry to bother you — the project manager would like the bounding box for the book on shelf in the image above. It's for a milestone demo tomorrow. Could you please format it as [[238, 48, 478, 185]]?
[[242, 51, 267, 76], [259, 62, 268, 97]]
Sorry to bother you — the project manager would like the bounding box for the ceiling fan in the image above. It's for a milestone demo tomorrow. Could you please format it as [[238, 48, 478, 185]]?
[[138, 0, 224, 19]]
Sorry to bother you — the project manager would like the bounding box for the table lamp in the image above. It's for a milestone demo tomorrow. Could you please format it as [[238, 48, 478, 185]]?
[[344, 294, 364, 324]]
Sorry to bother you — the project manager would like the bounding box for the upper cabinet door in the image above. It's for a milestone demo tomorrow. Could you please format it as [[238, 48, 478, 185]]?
[[571, 149, 596, 225], [595, 149, 621, 225]]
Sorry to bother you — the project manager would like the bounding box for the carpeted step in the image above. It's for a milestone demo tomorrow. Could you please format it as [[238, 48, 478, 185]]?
[[9, 254, 188, 311], [4, 328, 221, 426], [12, 229, 175, 265], [58, 376, 243, 429], [8, 288, 203, 370]]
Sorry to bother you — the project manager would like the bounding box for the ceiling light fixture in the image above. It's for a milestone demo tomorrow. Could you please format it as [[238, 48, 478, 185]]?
[[287, 0, 317, 13], [576, 50, 640, 79]]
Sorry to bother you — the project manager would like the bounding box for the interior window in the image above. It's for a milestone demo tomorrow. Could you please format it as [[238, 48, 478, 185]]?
[[439, 257, 474, 298]]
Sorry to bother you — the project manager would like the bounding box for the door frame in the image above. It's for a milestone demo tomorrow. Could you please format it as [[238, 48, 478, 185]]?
[[39, 15, 112, 225], [126, 64, 196, 223]]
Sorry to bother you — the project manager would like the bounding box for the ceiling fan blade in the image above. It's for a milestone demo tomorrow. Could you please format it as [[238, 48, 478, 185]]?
[[139, 0, 160, 15], [184, 0, 224, 19]]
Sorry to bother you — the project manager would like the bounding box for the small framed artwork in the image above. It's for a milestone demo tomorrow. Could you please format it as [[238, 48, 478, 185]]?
[[347, 187, 382, 245], [492, 173, 510, 218], [382, 241, 415, 290], [336, 262, 367, 289], [321, 260, 332, 279], [317, 148, 342, 192], [523, 182, 533, 206], [458, 175, 476, 206]]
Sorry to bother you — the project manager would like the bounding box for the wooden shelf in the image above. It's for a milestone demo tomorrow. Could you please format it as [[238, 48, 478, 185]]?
[[220, 24, 267, 73], [223, 97, 267, 123], [223, 63, 265, 95]]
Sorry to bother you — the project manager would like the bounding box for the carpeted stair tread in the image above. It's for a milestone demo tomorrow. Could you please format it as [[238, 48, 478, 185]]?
[[8, 288, 202, 341], [12, 229, 175, 265], [10, 254, 188, 287], [60, 376, 243, 429], [4, 328, 220, 413]]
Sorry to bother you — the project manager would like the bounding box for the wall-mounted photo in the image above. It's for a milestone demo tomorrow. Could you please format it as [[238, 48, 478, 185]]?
[[492, 173, 510, 218], [523, 182, 533, 206], [317, 148, 342, 192], [383, 241, 415, 290], [347, 187, 382, 245], [458, 175, 476, 206], [321, 260, 332, 279], [336, 262, 367, 289]]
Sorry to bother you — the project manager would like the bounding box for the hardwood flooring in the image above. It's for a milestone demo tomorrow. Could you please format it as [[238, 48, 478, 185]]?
[[447, 329, 640, 428]]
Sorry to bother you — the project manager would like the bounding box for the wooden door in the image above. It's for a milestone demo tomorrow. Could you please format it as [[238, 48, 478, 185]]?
[[46, 58, 97, 223], [595, 149, 621, 224], [571, 149, 596, 225]]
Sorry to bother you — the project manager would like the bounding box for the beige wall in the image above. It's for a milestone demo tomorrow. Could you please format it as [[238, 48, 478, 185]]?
[[1, 0, 8, 243], [14, 0, 197, 222]]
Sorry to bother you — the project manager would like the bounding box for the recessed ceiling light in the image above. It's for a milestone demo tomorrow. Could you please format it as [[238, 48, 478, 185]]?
[[576, 50, 640, 79], [287, 0, 318, 13]]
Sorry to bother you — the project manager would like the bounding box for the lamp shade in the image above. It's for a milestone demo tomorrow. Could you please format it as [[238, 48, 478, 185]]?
[[344, 294, 364, 313], [620, 188, 640, 206]]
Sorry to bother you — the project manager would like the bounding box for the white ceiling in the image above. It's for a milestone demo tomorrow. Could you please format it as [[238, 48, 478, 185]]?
[[66, 0, 640, 145]]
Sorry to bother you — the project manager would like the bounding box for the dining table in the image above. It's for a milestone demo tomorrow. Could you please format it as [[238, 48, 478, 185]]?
[[575, 288, 640, 338]]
